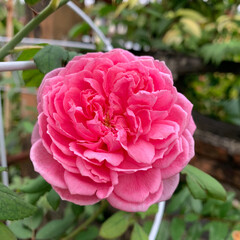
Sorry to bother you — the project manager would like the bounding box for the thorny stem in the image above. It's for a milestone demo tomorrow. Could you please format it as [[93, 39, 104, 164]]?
[[0, 0, 69, 60], [61, 200, 108, 240]]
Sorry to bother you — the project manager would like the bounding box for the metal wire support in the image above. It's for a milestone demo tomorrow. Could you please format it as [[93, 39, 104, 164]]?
[[66, 1, 113, 51], [149, 201, 166, 240], [0, 60, 36, 72], [0, 36, 96, 50], [0, 91, 9, 186]]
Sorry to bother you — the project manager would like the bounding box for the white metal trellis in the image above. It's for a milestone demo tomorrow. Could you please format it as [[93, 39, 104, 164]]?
[[0, 91, 8, 187], [0, 36, 97, 50], [0, 1, 165, 239]]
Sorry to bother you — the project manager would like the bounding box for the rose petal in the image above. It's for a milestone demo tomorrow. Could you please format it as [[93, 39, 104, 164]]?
[[153, 139, 182, 168], [64, 171, 98, 196], [53, 186, 100, 205], [83, 150, 124, 166], [127, 139, 155, 164], [112, 169, 162, 203], [30, 140, 66, 188], [159, 174, 180, 201], [166, 104, 188, 135], [148, 123, 175, 140], [31, 123, 40, 144], [108, 154, 152, 173], [38, 113, 52, 153], [161, 131, 193, 179], [188, 117, 196, 135], [37, 68, 63, 103], [108, 169, 163, 212]]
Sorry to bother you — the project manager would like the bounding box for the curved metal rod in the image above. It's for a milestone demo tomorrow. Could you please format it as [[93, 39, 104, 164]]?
[[0, 36, 97, 50], [66, 1, 113, 51], [0, 91, 9, 186], [0, 60, 36, 72], [149, 201, 166, 240]]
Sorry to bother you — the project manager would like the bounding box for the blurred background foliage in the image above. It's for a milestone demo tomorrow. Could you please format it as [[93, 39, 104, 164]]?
[[69, 0, 240, 59], [0, 1, 23, 36], [67, 0, 240, 126]]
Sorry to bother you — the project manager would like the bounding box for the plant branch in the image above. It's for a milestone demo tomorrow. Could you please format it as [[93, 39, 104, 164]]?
[[61, 201, 108, 240], [0, 0, 69, 60]]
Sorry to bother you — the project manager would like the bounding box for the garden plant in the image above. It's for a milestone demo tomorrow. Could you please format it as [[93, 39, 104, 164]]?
[[0, 1, 240, 240]]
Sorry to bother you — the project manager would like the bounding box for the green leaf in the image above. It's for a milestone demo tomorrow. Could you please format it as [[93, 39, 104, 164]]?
[[0, 183, 36, 220], [156, 220, 170, 240], [74, 225, 99, 240], [170, 218, 185, 240], [199, 41, 240, 65], [218, 202, 232, 218], [190, 197, 203, 214], [0, 167, 7, 173], [0, 222, 17, 240], [130, 223, 148, 240], [47, 189, 61, 211], [36, 215, 75, 240], [185, 223, 202, 240], [24, 0, 41, 5], [184, 213, 199, 222], [202, 199, 218, 216], [98, 4, 116, 17], [23, 208, 44, 231], [34, 45, 69, 74], [186, 174, 207, 199], [143, 220, 153, 235], [181, 165, 227, 201], [21, 121, 34, 134], [22, 69, 44, 88], [71, 203, 84, 217], [138, 204, 158, 219], [67, 51, 79, 61], [204, 221, 229, 240], [68, 23, 91, 39], [17, 47, 42, 61], [8, 221, 32, 239], [26, 191, 45, 205], [20, 176, 51, 194], [99, 211, 131, 239], [166, 187, 190, 213]]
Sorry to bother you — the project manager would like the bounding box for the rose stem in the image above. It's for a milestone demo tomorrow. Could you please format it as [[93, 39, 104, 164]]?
[[61, 200, 108, 240], [0, 0, 69, 60]]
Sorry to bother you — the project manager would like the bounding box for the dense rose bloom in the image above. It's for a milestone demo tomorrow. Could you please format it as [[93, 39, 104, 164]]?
[[30, 49, 196, 212]]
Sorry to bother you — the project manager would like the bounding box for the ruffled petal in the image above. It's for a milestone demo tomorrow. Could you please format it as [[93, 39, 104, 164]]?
[[108, 169, 163, 212], [159, 174, 180, 201], [53, 186, 100, 205], [110, 168, 162, 203], [127, 139, 155, 164], [30, 140, 66, 189], [31, 123, 40, 144]]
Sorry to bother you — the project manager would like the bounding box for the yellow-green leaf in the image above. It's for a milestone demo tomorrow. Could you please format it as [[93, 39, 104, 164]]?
[[99, 211, 131, 239], [182, 165, 226, 201], [130, 223, 148, 240], [0, 222, 17, 240]]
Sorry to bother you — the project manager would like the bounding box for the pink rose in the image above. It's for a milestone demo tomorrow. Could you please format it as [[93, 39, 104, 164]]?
[[30, 49, 196, 212]]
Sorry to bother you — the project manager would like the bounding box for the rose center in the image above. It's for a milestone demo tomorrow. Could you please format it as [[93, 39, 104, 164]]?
[[103, 113, 112, 128]]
